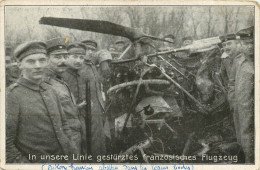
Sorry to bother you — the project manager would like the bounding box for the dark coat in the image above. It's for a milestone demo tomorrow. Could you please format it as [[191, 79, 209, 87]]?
[[6, 65, 20, 87], [228, 53, 254, 163], [79, 61, 110, 158], [62, 68, 87, 154], [43, 68, 82, 154], [6, 77, 75, 163]]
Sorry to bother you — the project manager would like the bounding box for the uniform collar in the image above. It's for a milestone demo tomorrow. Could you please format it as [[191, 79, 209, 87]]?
[[45, 68, 64, 81], [236, 52, 253, 61], [84, 59, 94, 65], [236, 53, 245, 58], [17, 77, 45, 91], [66, 67, 80, 77]]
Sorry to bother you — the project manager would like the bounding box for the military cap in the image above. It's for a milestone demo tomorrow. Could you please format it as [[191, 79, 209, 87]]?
[[221, 26, 254, 42], [139, 37, 155, 47], [67, 42, 86, 55], [81, 40, 98, 50], [14, 41, 47, 61], [220, 34, 237, 42], [163, 34, 175, 41], [182, 36, 193, 42], [46, 37, 68, 55], [236, 26, 254, 40], [94, 50, 112, 63], [115, 40, 125, 45]]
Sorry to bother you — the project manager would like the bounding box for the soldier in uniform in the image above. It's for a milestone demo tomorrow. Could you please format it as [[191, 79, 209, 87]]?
[[80, 39, 112, 160], [62, 42, 88, 154], [222, 27, 254, 163], [115, 40, 127, 53], [81, 40, 98, 65], [81, 39, 112, 86], [219, 51, 232, 90], [107, 44, 116, 53], [5, 47, 20, 87], [43, 38, 82, 154], [162, 34, 176, 50], [6, 41, 76, 163], [107, 44, 121, 59], [182, 36, 193, 46]]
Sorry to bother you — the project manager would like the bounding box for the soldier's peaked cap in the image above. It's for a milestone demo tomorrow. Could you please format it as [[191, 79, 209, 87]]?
[[182, 36, 193, 42], [221, 26, 254, 42], [163, 34, 175, 40], [220, 34, 237, 42], [236, 26, 254, 40], [115, 40, 125, 44], [46, 37, 68, 55], [81, 40, 98, 50], [14, 41, 47, 61], [67, 42, 86, 55]]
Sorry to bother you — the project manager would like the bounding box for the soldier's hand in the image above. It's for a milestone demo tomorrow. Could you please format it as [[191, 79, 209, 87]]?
[[100, 61, 111, 81], [77, 100, 87, 109]]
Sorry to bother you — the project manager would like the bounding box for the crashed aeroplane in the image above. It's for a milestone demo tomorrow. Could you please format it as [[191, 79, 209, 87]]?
[[39, 17, 246, 163]]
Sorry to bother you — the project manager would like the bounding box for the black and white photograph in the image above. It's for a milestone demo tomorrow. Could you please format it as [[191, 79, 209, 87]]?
[[0, 1, 259, 170]]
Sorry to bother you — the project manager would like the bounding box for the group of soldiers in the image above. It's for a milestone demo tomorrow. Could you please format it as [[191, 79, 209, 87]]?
[[5, 25, 254, 163], [220, 28, 254, 163], [6, 38, 113, 163]]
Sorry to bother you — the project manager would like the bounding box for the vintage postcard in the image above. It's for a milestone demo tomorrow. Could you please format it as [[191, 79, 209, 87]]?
[[0, 0, 259, 170]]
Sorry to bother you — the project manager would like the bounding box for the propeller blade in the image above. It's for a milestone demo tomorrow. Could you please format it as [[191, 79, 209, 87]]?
[[39, 17, 146, 41], [39, 17, 175, 43]]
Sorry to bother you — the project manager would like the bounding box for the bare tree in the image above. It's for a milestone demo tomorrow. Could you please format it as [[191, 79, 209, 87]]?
[[206, 7, 213, 37], [219, 6, 236, 34], [234, 7, 241, 32], [125, 6, 143, 28], [187, 7, 202, 39], [247, 9, 254, 27]]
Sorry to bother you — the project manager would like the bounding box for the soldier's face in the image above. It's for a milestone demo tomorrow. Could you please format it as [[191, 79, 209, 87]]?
[[164, 38, 174, 47], [222, 40, 239, 57], [19, 53, 47, 82], [116, 43, 125, 52], [48, 53, 68, 74], [241, 39, 254, 56], [66, 54, 85, 70], [85, 47, 96, 60]]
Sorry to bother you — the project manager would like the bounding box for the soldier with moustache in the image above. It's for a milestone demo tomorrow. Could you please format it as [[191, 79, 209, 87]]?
[[62, 42, 88, 154], [6, 41, 76, 163], [80, 40, 112, 160], [222, 27, 254, 163], [43, 38, 82, 155]]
